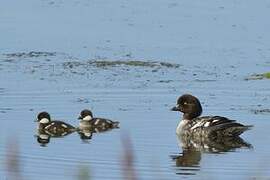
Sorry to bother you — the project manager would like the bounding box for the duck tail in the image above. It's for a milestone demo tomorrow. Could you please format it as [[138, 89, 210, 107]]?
[[227, 124, 253, 136], [212, 123, 253, 137], [112, 121, 120, 128]]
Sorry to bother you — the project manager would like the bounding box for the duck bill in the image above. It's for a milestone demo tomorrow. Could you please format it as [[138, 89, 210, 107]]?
[[78, 116, 82, 120], [171, 106, 181, 111]]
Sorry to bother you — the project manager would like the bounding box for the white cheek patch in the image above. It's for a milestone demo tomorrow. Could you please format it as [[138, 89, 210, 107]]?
[[61, 124, 68, 128], [39, 118, 49, 124], [82, 115, 92, 121]]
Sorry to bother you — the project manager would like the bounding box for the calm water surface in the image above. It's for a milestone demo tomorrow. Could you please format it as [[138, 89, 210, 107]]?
[[1, 0, 270, 179]]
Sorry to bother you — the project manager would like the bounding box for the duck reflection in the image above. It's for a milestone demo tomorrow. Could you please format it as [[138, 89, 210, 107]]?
[[171, 147, 201, 176], [36, 132, 51, 147], [172, 147, 201, 167], [77, 129, 93, 143], [172, 134, 252, 175], [35, 129, 76, 147], [178, 134, 252, 153], [77, 119, 120, 142]]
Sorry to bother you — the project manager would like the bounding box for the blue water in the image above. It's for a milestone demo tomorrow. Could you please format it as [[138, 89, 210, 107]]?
[[1, 0, 270, 179]]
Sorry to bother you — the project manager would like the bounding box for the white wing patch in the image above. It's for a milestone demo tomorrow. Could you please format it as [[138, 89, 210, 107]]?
[[45, 122, 54, 129], [45, 131, 55, 136], [94, 119, 100, 125], [204, 122, 210, 127], [61, 124, 68, 128], [212, 120, 219, 123], [191, 121, 204, 130]]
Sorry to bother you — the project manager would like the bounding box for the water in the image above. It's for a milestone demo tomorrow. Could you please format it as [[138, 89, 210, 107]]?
[[1, 0, 270, 179]]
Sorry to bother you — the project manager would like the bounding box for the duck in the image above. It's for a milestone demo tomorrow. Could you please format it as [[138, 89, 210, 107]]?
[[78, 109, 119, 132], [36, 111, 77, 137], [171, 94, 252, 138]]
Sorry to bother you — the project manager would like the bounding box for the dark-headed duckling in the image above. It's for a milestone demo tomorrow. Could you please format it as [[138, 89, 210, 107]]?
[[78, 109, 119, 132], [36, 112, 77, 137]]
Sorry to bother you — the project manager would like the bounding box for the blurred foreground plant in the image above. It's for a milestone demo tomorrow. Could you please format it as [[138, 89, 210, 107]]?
[[121, 133, 138, 180], [5, 138, 22, 180]]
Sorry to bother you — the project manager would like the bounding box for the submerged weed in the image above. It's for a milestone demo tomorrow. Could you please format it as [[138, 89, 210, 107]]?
[[63, 60, 180, 69], [251, 109, 270, 114], [4, 51, 57, 58], [245, 72, 270, 80]]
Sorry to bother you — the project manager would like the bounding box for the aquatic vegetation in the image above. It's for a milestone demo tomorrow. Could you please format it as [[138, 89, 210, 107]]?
[[0, 108, 13, 113], [4, 51, 57, 58], [251, 109, 270, 114], [158, 80, 174, 83], [76, 97, 90, 104], [264, 72, 270, 79], [245, 72, 270, 80], [63, 60, 180, 69]]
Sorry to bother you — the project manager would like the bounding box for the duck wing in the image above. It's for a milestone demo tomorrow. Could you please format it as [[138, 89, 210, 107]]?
[[191, 116, 252, 137], [44, 121, 76, 137]]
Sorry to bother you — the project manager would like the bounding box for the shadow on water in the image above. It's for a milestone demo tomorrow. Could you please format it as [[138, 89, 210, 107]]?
[[171, 135, 252, 176]]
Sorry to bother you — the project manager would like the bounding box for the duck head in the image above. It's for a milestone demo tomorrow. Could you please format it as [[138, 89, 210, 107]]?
[[78, 109, 93, 121], [171, 94, 202, 120]]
